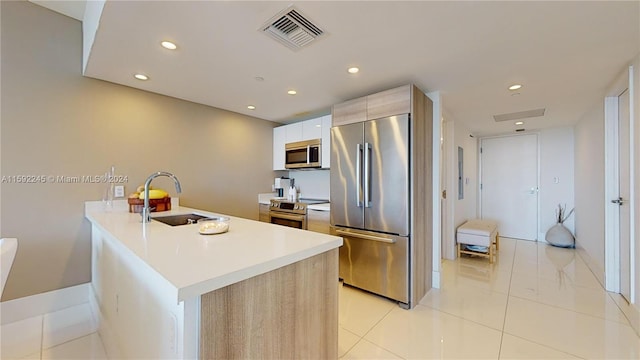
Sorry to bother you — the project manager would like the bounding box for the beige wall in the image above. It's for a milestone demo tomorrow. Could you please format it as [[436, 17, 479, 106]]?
[[1, 1, 278, 301]]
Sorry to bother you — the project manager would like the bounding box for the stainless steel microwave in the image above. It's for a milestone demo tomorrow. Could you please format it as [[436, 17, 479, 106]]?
[[285, 139, 322, 169]]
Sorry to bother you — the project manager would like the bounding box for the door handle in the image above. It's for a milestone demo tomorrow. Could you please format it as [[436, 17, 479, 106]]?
[[335, 229, 396, 244], [364, 142, 372, 208], [306, 145, 311, 164], [611, 197, 626, 205], [356, 144, 362, 207]]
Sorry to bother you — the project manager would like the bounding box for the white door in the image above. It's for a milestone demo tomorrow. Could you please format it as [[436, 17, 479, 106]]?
[[617, 88, 631, 302], [480, 134, 538, 240]]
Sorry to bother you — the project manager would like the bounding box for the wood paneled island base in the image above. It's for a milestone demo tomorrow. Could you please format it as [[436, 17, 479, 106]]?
[[200, 249, 339, 359]]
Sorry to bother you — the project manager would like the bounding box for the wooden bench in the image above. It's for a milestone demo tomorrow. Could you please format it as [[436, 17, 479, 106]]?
[[457, 220, 499, 263]]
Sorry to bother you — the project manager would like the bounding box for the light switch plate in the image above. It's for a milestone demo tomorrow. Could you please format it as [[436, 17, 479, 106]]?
[[114, 185, 125, 198]]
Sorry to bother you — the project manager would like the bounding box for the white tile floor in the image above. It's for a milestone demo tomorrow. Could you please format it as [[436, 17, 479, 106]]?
[[339, 238, 640, 359], [9, 238, 640, 359], [3, 333, 107, 360]]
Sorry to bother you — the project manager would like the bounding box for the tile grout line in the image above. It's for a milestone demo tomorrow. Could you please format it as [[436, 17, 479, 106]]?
[[339, 285, 402, 359], [605, 290, 640, 337], [338, 326, 362, 359], [39, 315, 44, 360], [516, 242, 636, 328], [500, 330, 587, 359], [508, 290, 632, 325], [357, 304, 406, 359], [497, 237, 518, 359]]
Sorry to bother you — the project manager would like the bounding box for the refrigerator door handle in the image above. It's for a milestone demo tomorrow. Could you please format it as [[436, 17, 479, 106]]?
[[356, 143, 363, 207], [364, 142, 372, 207], [335, 229, 396, 244]]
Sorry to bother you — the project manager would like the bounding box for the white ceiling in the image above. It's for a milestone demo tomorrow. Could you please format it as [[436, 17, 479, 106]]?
[[33, 1, 639, 136]]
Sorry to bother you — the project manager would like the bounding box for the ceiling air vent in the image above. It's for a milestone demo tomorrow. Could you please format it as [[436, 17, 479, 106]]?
[[260, 6, 325, 51], [493, 108, 546, 122]]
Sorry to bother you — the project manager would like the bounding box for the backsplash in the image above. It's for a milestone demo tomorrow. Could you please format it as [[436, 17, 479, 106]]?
[[287, 169, 330, 200]]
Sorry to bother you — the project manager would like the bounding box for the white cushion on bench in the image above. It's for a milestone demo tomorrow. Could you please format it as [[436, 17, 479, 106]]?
[[457, 220, 498, 247]]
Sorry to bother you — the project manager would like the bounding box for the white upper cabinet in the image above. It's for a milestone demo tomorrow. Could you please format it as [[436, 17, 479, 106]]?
[[302, 117, 322, 140], [285, 122, 303, 143], [273, 115, 332, 170], [273, 126, 286, 170], [321, 115, 331, 168]]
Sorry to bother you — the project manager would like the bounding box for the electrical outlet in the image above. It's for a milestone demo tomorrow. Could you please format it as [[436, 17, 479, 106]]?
[[114, 185, 125, 197]]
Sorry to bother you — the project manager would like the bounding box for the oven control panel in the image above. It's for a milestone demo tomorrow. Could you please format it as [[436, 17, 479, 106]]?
[[270, 200, 307, 214]]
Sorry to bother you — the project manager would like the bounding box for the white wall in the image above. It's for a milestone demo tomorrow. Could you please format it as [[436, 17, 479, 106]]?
[[574, 101, 606, 281], [453, 121, 478, 228], [539, 127, 575, 241], [440, 113, 478, 260], [288, 169, 330, 199], [574, 54, 640, 329]]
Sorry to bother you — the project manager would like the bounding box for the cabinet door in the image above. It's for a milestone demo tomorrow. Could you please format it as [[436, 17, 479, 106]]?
[[302, 117, 322, 140], [307, 210, 330, 234], [259, 204, 270, 222], [321, 115, 332, 168], [366, 85, 411, 120], [273, 126, 286, 170], [285, 122, 303, 143], [332, 96, 367, 126]]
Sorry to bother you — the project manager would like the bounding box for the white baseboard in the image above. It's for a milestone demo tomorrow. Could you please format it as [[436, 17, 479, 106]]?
[[1, 283, 91, 325], [432, 270, 440, 289], [0, 283, 96, 359], [575, 243, 606, 289], [610, 292, 640, 337]]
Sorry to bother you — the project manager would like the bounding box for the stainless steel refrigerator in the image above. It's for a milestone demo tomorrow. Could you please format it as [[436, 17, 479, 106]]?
[[330, 113, 411, 306]]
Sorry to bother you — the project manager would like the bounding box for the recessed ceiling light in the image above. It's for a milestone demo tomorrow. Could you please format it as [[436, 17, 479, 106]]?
[[287, 90, 297, 95], [134, 74, 149, 81], [515, 121, 524, 125], [160, 41, 177, 50], [508, 84, 522, 91], [247, 105, 256, 110], [347, 67, 359, 74]]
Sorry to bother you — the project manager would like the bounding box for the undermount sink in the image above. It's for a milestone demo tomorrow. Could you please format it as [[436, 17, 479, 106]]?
[[152, 213, 209, 226]]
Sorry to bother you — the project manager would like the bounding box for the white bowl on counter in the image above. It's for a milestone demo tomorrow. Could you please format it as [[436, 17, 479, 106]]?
[[197, 217, 230, 235]]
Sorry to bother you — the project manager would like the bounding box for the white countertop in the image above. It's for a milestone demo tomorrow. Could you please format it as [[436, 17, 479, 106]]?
[[308, 203, 330, 211], [85, 201, 342, 302]]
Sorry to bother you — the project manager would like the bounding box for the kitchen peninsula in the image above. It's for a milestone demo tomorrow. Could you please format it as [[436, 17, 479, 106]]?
[[85, 200, 342, 359]]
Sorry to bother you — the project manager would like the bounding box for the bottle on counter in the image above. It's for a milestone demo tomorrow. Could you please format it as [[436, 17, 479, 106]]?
[[288, 178, 297, 201], [103, 165, 115, 210]]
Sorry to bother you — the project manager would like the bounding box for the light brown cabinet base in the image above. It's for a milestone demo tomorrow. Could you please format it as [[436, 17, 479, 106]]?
[[200, 249, 339, 359]]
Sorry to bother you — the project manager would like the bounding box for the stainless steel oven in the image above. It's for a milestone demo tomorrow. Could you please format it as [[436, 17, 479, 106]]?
[[268, 199, 329, 230], [285, 139, 321, 169], [269, 200, 307, 229]]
